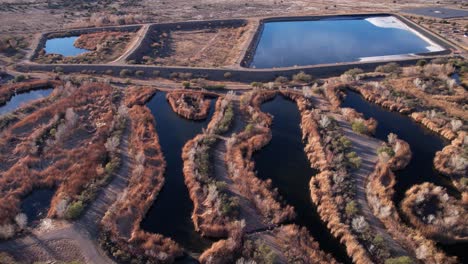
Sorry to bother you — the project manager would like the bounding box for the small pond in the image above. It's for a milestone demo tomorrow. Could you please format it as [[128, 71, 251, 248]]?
[[253, 95, 352, 264], [249, 15, 444, 68], [341, 90, 466, 262], [44, 36, 89, 57], [141, 92, 215, 254], [20, 189, 55, 226], [0, 88, 53, 115]]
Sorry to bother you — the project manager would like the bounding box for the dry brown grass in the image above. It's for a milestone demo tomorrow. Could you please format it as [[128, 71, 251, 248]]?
[[139, 23, 255, 67], [100, 103, 182, 263], [166, 91, 211, 120], [434, 131, 468, 195], [401, 183, 467, 243], [0, 82, 119, 230]]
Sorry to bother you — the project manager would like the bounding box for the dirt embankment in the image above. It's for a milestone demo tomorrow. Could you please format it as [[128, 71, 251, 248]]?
[[100, 100, 182, 263], [401, 183, 468, 244], [167, 91, 211, 120], [434, 131, 468, 199], [0, 82, 122, 235]]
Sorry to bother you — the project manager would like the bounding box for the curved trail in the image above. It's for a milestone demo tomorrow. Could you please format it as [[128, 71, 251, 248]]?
[[0, 121, 133, 263], [335, 117, 410, 257]]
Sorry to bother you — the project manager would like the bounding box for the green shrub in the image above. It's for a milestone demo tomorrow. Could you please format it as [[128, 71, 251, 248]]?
[[182, 81, 191, 89], [152, 70, 161, 77], [251, 82, 263, 88], [54, 66, 64, 73], [119, 69, 132, 77], [377, 146, 395, 157], [339, 136, 352, 149], [346, 152, 362, 169], [375, 63, 401, 75], [275, 76, 289, 84], [351, 120, 368, 134], [65, 201, 85, 219], [416, 59, 427, 67], [344, 68, 364, 78], [345, 201, 358, 216], [292, 71, 313, 83], [13, 75, 25, 83], [135, 70, 145, 77], [224, 72, 232, 79], [203, 84, 226, 90], [384, 256, 413, 264]]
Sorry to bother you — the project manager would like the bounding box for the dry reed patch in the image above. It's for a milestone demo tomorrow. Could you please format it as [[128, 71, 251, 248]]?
[[100, 104, 182, 263], [166, 91, 211, 120], [401, 183, 467, 243], [0, 83, 121, 234]]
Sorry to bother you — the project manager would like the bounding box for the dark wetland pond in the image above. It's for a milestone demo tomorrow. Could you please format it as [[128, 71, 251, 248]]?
[[341, 90, 467, 262], [249, 15, 443, 68], [253, 95, 352, 264], [0, 88, 53, 115], [141, 92, 214, 255], [44, 36, 89, 57], [20, 189, 55, 226]]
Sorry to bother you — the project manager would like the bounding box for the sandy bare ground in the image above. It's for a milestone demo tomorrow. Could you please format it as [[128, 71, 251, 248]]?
[[0, 119, 133, 264], [0, 1, 463, 35], [110, 24, 150, 64]]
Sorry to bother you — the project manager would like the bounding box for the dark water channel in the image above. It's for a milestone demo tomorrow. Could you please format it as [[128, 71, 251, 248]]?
[[141, 92, 215, 255], [253, 95, 353, 264], [0, 88, 53, 115], [20, 189, 55, 226], [341, 90, 467, 262]]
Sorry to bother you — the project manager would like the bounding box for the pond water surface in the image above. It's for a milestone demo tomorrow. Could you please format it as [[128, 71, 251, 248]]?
[[341, 90, 466, 262], [249, 16, 443, 68], [141, 92, 214, 254], [44, 36, 89, 57], [0, 88, 53, 115], [253, 95, 352, 264]]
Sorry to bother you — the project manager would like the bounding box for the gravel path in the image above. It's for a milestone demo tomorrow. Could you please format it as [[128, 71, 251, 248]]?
[[335, 117, 410, 257]]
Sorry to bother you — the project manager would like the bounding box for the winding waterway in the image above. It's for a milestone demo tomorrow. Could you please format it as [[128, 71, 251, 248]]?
[[253, 95, 353, 264], [141, 92, 214, 255], [341, 90, 466, 262]]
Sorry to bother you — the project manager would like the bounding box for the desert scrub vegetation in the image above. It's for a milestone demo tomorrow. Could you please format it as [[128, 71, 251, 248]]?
[[34, 31, 137, 64], [100, 101, 182, 263], [201, 223, 338, 263], [0, 82, 125, 236], [341, 107, 377, 135], [166, 91, 211, 120], [401, 183, 467, 243], [344, 63, 467, 141], [434, 132, 468, 196], [182, 93, 239, 237], [225, 91, 295, 225], [0, 35, 28, 58], [280, 90, 422, 263], [366, 135, 458, 264]]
